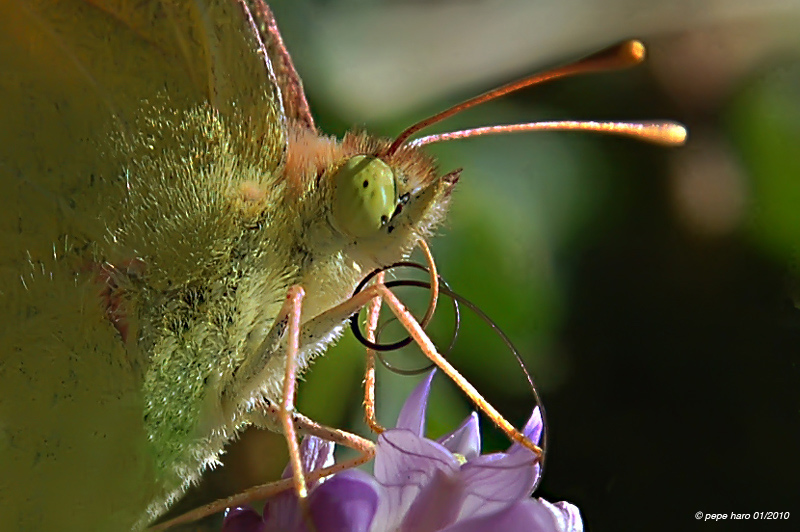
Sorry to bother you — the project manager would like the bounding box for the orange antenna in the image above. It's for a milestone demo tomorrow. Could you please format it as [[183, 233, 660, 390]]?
[[409, 121, 687, 148], [385, 40, 686, 155]]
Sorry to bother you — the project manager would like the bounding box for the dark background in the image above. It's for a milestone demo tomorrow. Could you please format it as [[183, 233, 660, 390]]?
[[173, 1, 800, 530]]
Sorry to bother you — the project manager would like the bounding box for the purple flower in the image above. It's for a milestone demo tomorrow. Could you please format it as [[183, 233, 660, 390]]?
[[223, 371, 582, 532], [222, 437, 380, 532], [370, 371, 581, 532]]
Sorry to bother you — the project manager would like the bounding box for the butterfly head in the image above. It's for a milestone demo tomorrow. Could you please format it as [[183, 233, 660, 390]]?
[[322, 133, 459, 269]]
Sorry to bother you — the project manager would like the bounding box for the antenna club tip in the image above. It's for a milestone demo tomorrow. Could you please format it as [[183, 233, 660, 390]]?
[[623, 40, 647, 64], [663, 123, 688, 146]]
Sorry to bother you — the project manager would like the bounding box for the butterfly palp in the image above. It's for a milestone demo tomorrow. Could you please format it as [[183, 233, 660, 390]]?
[[331, 155, 398, 238]]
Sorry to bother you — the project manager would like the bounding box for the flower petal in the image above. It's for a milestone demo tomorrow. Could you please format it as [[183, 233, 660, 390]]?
[[395, 370, 436, 435], [281, 435, 335, 485], [266, 436, 334, 531], [373, 428, 460, 531], [222, 506, 265, 532], [506, 407, 543, 457], [307, 469, 381, 532], [538, 499, 584, 532], [262, 490, 300, 532], [397, 468, 465, 532], [437, 412, 481, 460], [440, 498, 563, 532], [456, 449, 539, 520]]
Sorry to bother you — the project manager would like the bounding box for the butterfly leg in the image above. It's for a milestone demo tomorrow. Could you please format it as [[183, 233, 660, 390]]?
[[363, 239, 439, 434], [278, 286, 310, 501], [363, 272, 385, 434], [375, 284, 544, 459], [211, 286, 315, 505], [270, 286, 379, 528]]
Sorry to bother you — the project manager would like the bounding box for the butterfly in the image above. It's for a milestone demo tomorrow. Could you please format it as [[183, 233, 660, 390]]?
[[0, 1, 684, 531], [0, 1, 465, 529]]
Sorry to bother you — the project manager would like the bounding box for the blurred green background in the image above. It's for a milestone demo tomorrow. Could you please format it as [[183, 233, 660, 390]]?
[[172, 1, 800, 531]]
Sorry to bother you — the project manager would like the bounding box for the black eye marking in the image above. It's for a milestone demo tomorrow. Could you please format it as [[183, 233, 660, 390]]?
[[362, 180, 369, 188], [387, 225, 395, 234], [399, 192, 410, 204]]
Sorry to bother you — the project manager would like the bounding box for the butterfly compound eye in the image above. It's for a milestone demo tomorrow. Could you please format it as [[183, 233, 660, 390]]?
[[331, 155, 397, 238]]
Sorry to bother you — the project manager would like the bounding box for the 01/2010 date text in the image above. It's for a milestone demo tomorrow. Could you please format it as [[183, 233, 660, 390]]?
[[753, 512, 790, 520]]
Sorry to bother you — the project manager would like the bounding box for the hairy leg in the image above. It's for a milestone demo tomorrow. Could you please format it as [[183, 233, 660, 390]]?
[[363, 272, 385, 434], [376, 285, 543, 458]]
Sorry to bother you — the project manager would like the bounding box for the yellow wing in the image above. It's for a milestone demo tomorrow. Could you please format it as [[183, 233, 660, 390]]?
[[0, 0, 285, 268], [0, 1, 285, 530]]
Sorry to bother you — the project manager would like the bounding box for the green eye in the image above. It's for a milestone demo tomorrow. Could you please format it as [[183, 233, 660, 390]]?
[[331, 155, 397, 238]]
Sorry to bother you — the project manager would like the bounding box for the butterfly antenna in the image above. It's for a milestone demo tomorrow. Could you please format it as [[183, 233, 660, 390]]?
[[385, 40, 686, 156]]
